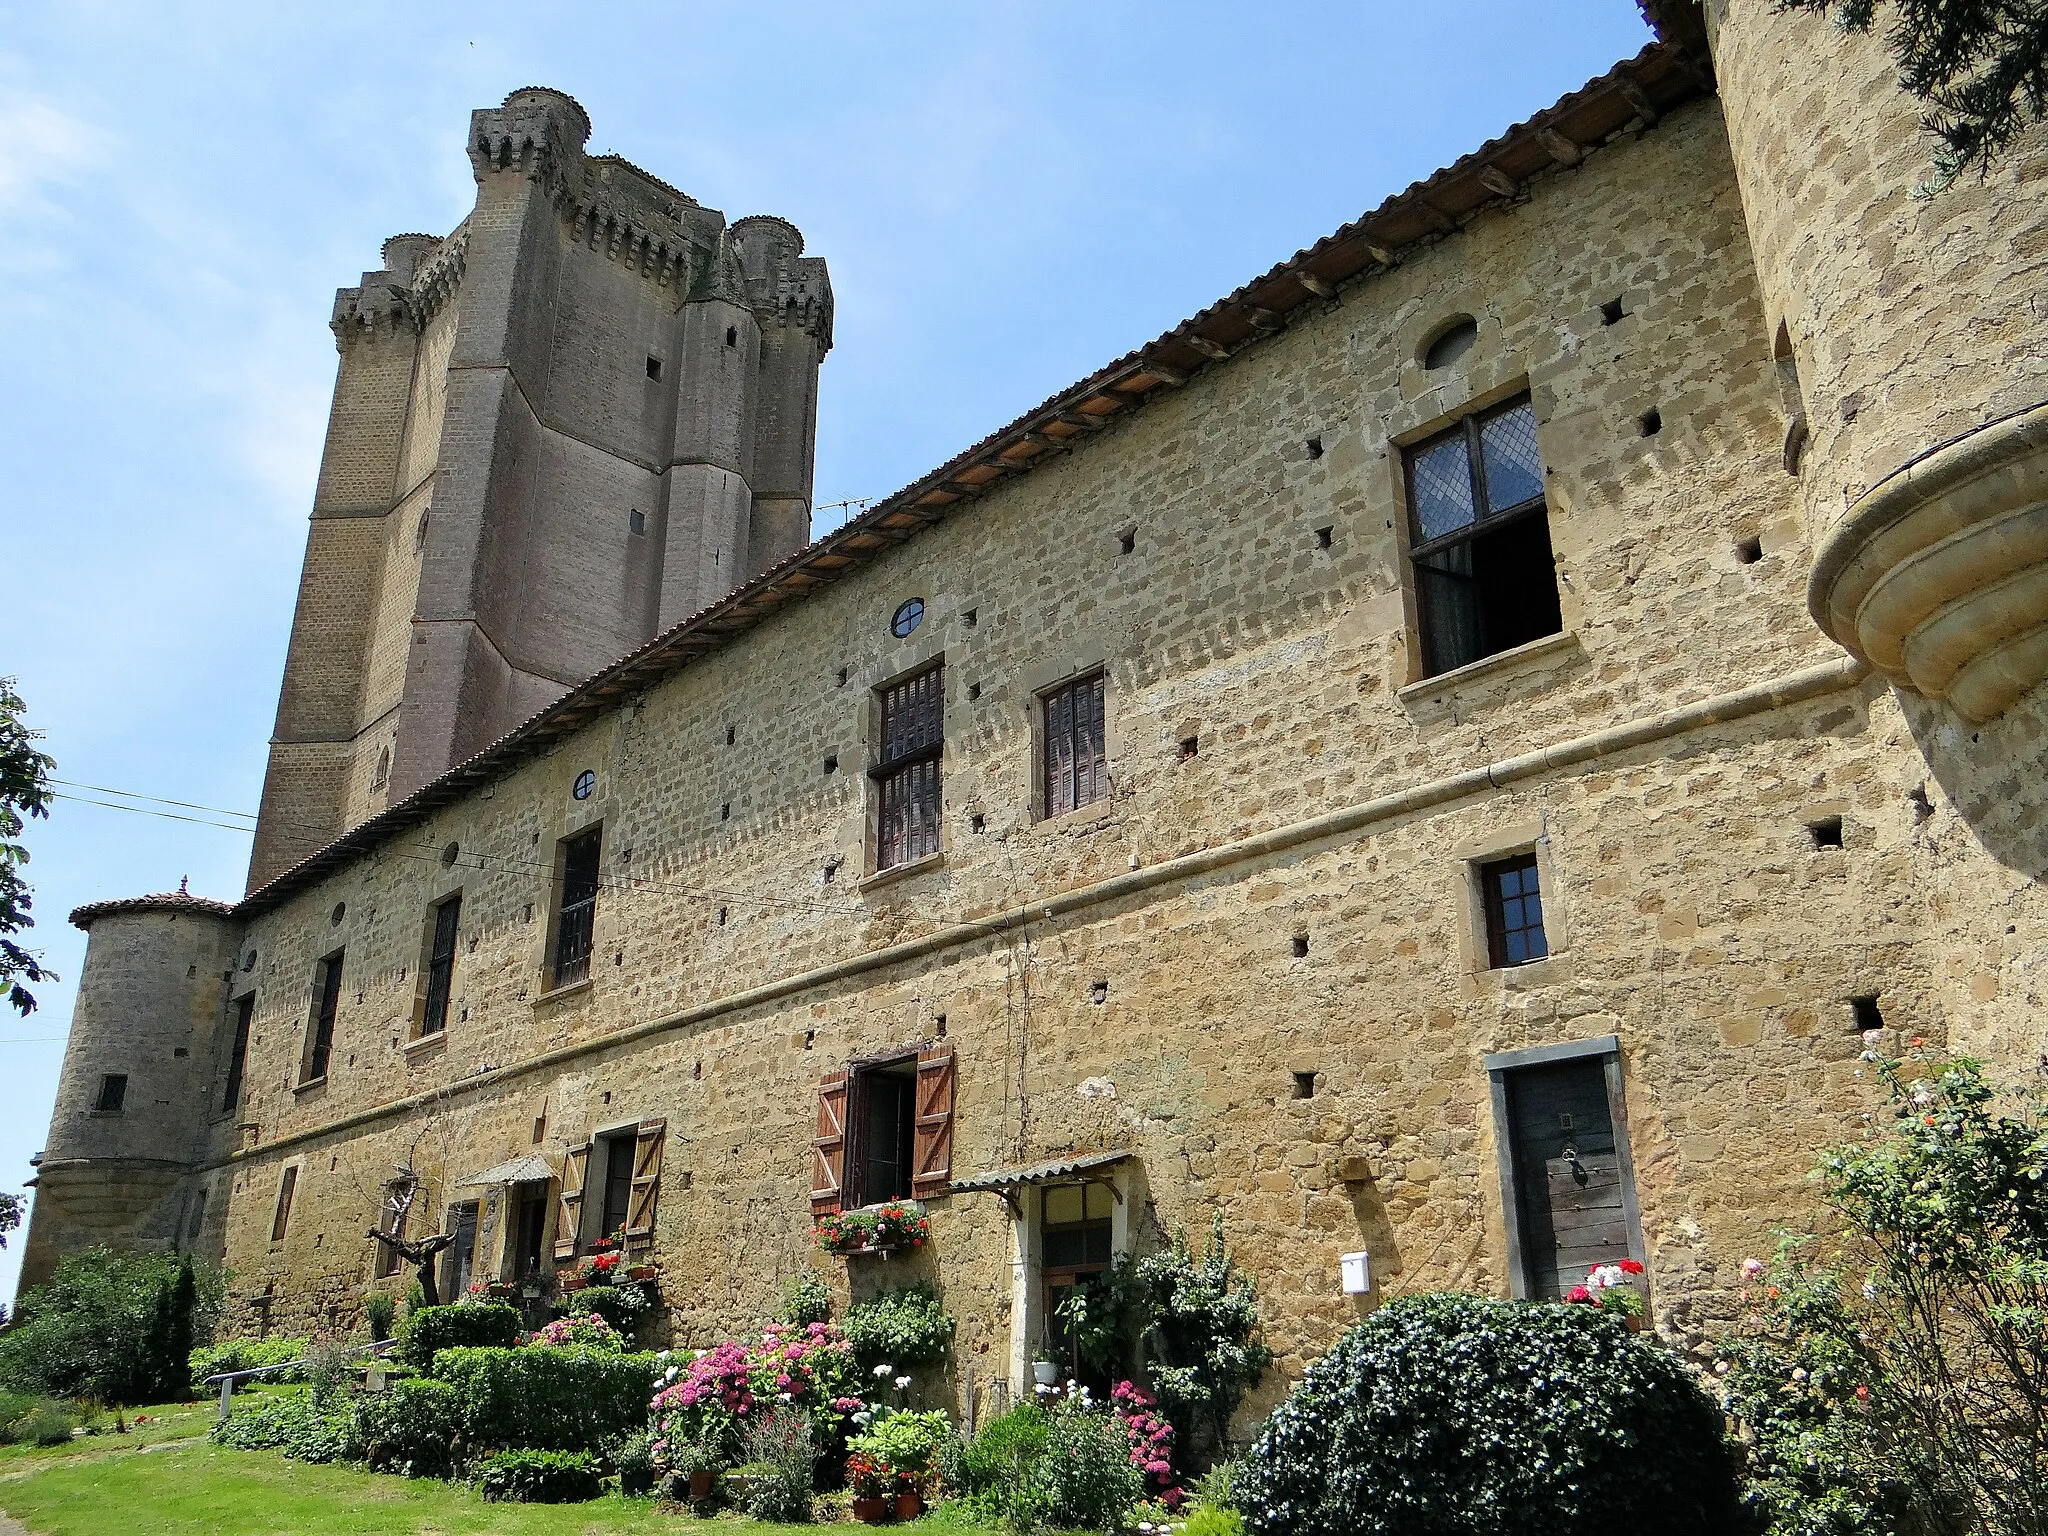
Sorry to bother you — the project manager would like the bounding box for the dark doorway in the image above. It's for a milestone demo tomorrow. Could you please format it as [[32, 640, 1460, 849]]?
[[848, 1060, 916, 1207], [1501, 1056, 1637, 1299], [442, 1201, 480, 1300], [514, 1185, 548, 1278]]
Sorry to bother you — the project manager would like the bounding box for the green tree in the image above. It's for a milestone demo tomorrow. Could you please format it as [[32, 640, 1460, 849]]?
[[0, 678, 56, 1015], [1779, 0, 2048, 185], [0, 1247, 203, 1405]]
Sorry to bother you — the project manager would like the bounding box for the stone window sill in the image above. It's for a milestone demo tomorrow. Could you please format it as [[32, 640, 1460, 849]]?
[[861, 851, 945, 892], [403, 1031, 447, 1060], [1397, 629, 1579, 707], [291, 1075, 327, 1096], [532, 977, 593, 1009], [1035, 797, 1116, 832]]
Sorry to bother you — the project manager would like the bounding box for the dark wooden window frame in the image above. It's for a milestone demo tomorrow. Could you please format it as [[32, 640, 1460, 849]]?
[[93, 1073, 128, 1113], [596, 1126, 638, 1243], [550, 826, 602, 991], [419, 893, 462, 1039], [871, 663, 944, 872], [1403, 394, 1559, 677], [1040, 670, 1108, 820], [842, 1054, 918, 1209], [303, 951, 343, 1085], [271, 1165, 299, 1244], [1484, 1037, 1647, 1301], [1480, 852, 1548, 968], [221, 993, 254, 1116]]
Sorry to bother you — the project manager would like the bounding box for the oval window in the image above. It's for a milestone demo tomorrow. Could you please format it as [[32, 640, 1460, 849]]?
[[891, 598, 926, 638], [1422, 316, 1478, 371], [572, 769, 596, 801]]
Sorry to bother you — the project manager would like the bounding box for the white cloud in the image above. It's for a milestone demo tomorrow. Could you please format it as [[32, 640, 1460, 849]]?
[[0, 71, 112, 275]]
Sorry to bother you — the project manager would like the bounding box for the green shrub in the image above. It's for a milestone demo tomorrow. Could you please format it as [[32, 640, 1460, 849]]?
[[211, 1392, 357, 1464], [739, 1406, 814, 1522], [0, 1248, 203, 1404], [843, 1282, 955, 1373], [1026, 1398, 1146, 1532], [190, 1336, 309, 1385], [846, 1408, 950, 1491], [564, 1283, 650, 1335], [610, 1428, 657, 1497], [778, 1273, 832, 1327], [0, 1396, 77, 1447], [400, 1303, 520, 1370], [475, 1448, 604, 1503], [1186, 1508, 1247, 1536], [431, 1346, 659, 1452], [355, 1377, 463, 1478], [953, 1402, 1049, 1507], [1238, 1293, 1741, 1536], [363, 1292, 396, 1343], [0, 1389, 44, 1443]]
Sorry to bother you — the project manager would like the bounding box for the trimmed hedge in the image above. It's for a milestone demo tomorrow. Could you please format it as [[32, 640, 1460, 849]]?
[[400, 1303, 521, 1370], [356, 1377, 464, 1478], [431, 1346, 660, 1452], [476, 1448, 604, 1503], [191, 1337, 309, 1384], [1237, 1293, 1742, 1536]]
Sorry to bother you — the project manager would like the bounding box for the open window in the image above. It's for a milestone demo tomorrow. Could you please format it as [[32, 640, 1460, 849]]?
[[1405, 395, 1562, 677], [301, 951, 343, 1085], [557, 1120, 666, 1257], [811, 1048, 954, 1212], [222, 995, 253, 1115], [549, 828, 601, 990], [417, 893, 461, 1039], [271, 1166, 298, 1243]]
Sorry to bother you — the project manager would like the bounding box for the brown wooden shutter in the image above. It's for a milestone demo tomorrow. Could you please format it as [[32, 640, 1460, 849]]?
[[625, 1119, 666, 1242], [811, 1072, 849, 1214], [553, 1141, 590, 1259], [912, 1049, 956, 1200]]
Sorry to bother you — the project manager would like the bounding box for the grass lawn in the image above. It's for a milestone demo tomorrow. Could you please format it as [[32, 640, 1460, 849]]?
[[0, 1439, 999, 1536]]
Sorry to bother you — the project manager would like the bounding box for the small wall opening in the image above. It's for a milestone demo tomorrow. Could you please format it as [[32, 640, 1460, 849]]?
[[1600, 298, 1626, 326], [1735, 536, 1763, 565], [1850, 994, 1885, 1033], [1809, 816, 1844, 849], [645, 355, 662, 381], [1291, 935, 1309, 958], [1422, 316, 1479, 370], [1178, 736, 1199, 761], [1292, 1071, 1317, 1099], [1314, 525, 1333, 549], [1305, 434, 1323, 459], [1638, 408, 1662, 437], [1118, 527, 1137, 555], [628, 508, 645, 535]]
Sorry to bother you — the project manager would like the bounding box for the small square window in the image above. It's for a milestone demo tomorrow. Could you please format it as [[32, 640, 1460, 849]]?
[[645, 356, 662, 381], [1480, 854, 1548, 968], [1850, 994, 1884, 1033], [628, 508, 645, 535], [94, 1073, 128, 1113], [1809, 816, 1844, 849]]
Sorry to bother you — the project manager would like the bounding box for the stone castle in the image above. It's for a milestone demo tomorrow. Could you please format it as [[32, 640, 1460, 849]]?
[[23, 1, 2048, 1420]]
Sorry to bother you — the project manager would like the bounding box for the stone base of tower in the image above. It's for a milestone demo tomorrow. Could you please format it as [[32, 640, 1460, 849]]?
[[18, 1160, 199, 1295]]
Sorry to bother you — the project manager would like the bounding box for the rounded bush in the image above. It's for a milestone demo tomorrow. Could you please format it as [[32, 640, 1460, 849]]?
[[399, 1303, 520, 1370], [1237, 1293, 1741, 1536], [356, 1377, 463, 1477]]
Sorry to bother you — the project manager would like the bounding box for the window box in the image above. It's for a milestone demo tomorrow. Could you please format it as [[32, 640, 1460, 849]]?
[[814, 1201, 930, 1256]]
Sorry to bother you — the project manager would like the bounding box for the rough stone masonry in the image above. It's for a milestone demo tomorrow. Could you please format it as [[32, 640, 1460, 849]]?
[[24, 0, 2048, 1437]]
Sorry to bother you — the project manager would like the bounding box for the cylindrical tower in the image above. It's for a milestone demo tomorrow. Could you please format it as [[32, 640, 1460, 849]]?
[[1700, 0, 2048, 723], [18, 889, 239, 1294]]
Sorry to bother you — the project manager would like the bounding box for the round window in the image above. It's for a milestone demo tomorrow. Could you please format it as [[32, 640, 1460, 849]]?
[[891, 598, 926, 638], [572, 770, 596, 801]]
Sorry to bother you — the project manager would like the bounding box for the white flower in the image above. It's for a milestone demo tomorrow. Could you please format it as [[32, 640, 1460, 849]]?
[[1791, 1367, 1809, 1383], [894, 1375, 912, 1390], [779, 1391, 793, 1402], [873, 1363, 893, 1378], [1713, 1360, 1730, 1376], [1862, 1279, 1879, 1301]]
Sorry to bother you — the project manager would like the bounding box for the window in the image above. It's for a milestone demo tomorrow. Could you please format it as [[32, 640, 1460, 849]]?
[[811, 1049, 955, 1213], [1405, 396, 1561, 677], [1481, 854, 1548, 967], [222, 996, 253, 1114], [304, 952, 343, 1083], [561, 1120, 667, 1254], [513, 1184, 549, 1277], [441, 1201, 479, 1300], [93, 1073, 128, 1113], [420, 895, 461, 1039], [645, 355, 662, 381], [1042, 672, 1107, 818], [373, 1180, 412, 1279], [271, 1166, 298, 1242], [1044, 1182, 1116, 1380], [874, 666, 943, 871], [551, 828, 601, 989], [598, 1128, 636, 1241]]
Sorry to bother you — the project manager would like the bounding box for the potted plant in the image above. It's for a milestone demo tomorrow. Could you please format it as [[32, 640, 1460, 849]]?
[[1568, 1259, 1648, 1330], [672, 1436, 722, 1502], [1032, 1359, 1060, 1386], [846, 1450, 892, 1524], [813, 1201, 931, 1256]]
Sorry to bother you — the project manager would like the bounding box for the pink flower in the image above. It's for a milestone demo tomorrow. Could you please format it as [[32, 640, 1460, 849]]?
[[1567, 1285, 1594, 1303]]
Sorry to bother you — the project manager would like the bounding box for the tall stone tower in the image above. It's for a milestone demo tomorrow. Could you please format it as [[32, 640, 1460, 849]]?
[[248, 88, 832, 890], [1691, 0, 2048, 728]]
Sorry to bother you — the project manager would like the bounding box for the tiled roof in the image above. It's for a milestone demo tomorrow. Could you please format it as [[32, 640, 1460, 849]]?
[[950, 1149, 1132, 1194], [234, 35, 1713, 923], [71, 888, 235, 931]]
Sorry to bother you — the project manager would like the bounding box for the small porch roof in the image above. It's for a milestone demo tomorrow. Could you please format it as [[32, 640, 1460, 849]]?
[[454, 1153, 554, 1188], [949, 1149, 1130, 1197]]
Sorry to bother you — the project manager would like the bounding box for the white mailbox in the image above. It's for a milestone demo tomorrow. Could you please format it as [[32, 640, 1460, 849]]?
[[1339, 1250, 1371, 1295]]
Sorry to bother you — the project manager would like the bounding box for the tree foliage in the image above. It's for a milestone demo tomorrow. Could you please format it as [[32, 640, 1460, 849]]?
[[1779, 0, 2048, 186], [0, 1247, 203, 1405], [1236, 1293, 1742, 1536], [1719, 1052, 2048, 1535], [0, 679, 55, 1016]]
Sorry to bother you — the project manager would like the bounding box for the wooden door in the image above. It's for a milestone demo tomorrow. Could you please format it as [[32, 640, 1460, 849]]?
[[1506, 1059, 1634, 1299]]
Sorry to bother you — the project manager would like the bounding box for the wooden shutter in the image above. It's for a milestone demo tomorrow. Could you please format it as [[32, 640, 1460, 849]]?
[[811, 1071, 849, 1214], [912, 1049, 956, 1199], [625, 1119, 666, 1242], [553, 1141, 590, 1259]]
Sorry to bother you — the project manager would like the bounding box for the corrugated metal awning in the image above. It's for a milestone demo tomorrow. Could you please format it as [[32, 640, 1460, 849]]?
[[454, 1153, 554, 1188], [949, 1149, 1130, 1195]]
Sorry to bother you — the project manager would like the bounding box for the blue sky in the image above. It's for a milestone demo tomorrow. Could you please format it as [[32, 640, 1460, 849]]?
[[0, 1, 1655, 1301]]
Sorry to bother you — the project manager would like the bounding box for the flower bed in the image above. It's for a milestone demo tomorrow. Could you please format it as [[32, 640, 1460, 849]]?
[[813, 1201, 930, 1255], [648, 1319, 864, 1475]]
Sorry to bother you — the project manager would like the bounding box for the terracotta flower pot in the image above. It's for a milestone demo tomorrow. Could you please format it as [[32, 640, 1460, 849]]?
[[1624, 1312, 1645, 1334], [852, 1495, 891, 1523], [896, 1491, 923, 1520], [561, 1275, 587, 1292], [627, 1265, 656, 1281], [688, 1469, 715, 1500]]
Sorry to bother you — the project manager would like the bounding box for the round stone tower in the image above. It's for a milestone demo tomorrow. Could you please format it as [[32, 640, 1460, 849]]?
[[1699, 0, 2048, 723], [18, 888, 239, 1293]]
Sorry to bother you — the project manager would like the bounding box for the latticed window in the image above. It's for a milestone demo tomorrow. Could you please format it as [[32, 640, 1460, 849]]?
[[1042, 672, 1107, 818], [552, 829, 601, 989], [1481, 853, 1548, 968], [1405, 396, 1562, 677], [420, 895, 460, 1038], [222, 995, 253, 1114], [874, 665, 943, 871]]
